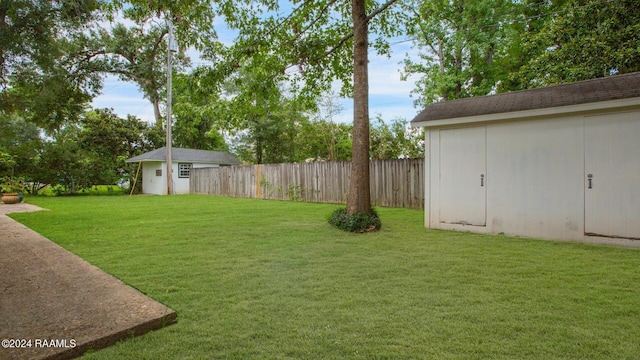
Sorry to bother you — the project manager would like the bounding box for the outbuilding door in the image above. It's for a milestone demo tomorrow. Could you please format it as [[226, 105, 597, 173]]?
[[439, 126, 486, 226], [585, 112, 640, 239]]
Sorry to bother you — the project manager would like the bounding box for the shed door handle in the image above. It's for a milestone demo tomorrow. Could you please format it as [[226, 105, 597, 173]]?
[[587, 174, 593, 189], [480, 174, 485, 187]]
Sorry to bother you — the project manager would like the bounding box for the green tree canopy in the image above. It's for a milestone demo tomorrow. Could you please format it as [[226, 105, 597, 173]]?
[[515, 0, 640, 86], [401, 0, 527, 105], [93, 0, 280, 125], [370, 117, 423, 159], [170, 72, 228, 151], [0, 0, 102, 132]]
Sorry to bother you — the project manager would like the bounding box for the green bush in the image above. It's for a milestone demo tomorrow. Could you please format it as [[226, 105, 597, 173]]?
[[39, 184, 126, 196], [328, 207, 381, 233]]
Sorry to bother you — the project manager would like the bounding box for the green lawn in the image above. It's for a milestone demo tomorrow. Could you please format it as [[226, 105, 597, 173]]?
[[10, 195, 640, 359]]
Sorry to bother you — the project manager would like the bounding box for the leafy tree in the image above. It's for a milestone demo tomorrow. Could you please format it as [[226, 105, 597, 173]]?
[[172, 72, 228, 151], [37, 126, 90, 193], [401, 0, 522, 105], [213, 0, 404, 217], [0, 0, 98, 85], [0, 114, 41, 153], [515, 0, 640, 86], [1, 114, 90, 194], [310, 92, 350, 162], [0, 150, 15, 176], [293, 91, 353, 163], [213, 62, 313, 164], [370, 117, 423, 159], [0, 114, 42, 179], [90, 22, 178, 125], [0, 107, 162, 194], [78, 108, 162, 184], [93, 0, 276, 125], [173, 67, 354, 164], [498, 0, 567, 91], [230, 99, 310, 164], [0, 0, 102, 132], [296, 119, 353, 162], [403, 0, 638, 95]]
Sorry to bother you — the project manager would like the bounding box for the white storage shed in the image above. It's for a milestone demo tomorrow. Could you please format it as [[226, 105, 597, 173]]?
[[126, 147, 241, 195], [411, 72, 640, 246]]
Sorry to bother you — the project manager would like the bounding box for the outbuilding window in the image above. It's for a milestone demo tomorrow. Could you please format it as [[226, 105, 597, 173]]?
[[178, 163, 192, 178]]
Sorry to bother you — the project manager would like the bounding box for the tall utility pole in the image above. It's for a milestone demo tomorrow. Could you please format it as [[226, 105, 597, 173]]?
[[166, 17, 177, 195]]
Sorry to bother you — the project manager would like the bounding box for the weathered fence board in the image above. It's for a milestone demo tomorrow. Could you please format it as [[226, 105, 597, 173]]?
[[190, 158, 424, 209]]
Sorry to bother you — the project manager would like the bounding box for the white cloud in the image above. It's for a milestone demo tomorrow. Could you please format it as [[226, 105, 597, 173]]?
[[335, 98, 420, 124], [92, 75, 156, 123], [368, 44, 417, 97], [332, 40, 421, 124]]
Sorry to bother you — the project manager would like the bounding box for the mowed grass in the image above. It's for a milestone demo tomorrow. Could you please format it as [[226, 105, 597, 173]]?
[[10, 195, 640, 359]]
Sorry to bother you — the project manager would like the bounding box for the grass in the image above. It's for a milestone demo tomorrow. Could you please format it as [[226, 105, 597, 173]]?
[[36, 184, 127, 196], [9, 195, 640, 359]]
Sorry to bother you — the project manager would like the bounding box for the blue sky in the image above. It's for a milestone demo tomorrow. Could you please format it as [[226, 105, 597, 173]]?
[[91, 12, 422, 125]]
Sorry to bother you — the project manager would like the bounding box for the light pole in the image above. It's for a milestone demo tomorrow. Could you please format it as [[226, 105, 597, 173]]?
[[166, 17, 177, 195]]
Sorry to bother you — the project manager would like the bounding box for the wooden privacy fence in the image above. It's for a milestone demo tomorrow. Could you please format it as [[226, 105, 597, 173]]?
[[190, 158, 424, 209]]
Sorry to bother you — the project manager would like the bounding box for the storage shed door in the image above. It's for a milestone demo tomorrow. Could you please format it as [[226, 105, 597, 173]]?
[[585, 112, 640, 239], [439, 126, 486, 226]]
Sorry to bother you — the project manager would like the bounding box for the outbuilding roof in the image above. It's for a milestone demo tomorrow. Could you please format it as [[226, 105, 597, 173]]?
[[411, 72, 640, 126], [125, 147, 241, 165]]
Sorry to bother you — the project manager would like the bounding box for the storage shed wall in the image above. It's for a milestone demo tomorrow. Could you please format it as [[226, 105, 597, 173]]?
[[141, 162, 220, 195], [142, 162, 164, 195], [424, 108, 640, 244]]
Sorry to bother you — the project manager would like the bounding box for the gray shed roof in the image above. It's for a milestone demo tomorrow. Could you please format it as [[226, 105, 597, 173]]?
[[125, 147, 241, 165], [411, 72, 640, 124]]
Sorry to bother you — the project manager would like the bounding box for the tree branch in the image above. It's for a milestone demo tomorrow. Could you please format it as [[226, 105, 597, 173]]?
[[324, 31, 353, 59], [151, 29, 169, 57], [323, 0, 401, 60], [366, 0, 401, 23]]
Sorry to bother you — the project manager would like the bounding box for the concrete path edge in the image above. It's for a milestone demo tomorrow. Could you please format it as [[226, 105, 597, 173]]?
[[0, 203, 177, 360]]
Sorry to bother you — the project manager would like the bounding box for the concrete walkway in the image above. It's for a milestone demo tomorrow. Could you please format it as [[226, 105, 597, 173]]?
[[0, 203, 177, 360]]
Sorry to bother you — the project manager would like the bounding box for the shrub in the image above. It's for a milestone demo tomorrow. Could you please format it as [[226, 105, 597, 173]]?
[[328, 207, 382, 233], [0, 176, 26, 194]]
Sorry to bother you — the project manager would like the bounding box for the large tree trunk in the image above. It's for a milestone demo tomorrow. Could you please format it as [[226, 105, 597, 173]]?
[[346, 0, 371, 215], [152, 97, 162, 125], [256, 137, 263, 164]]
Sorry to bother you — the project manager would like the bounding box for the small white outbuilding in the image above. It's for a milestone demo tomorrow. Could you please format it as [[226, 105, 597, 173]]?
[[125, 147, 241, 195], [411, 72, 640, 246]]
